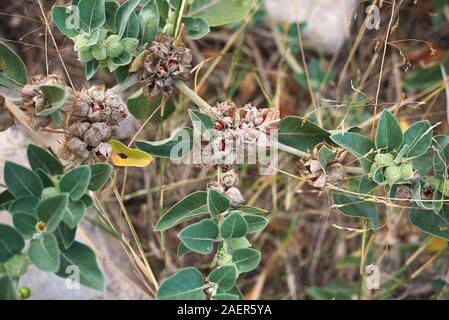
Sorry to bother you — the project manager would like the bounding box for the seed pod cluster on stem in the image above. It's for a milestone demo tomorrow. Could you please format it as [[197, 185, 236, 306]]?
[[60, 85, 127, 164], [138, 33, 192, 98], [21, 74, 76, 129]]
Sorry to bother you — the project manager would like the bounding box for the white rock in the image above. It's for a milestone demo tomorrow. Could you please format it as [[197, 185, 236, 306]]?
[[265, 0, 356, 53]]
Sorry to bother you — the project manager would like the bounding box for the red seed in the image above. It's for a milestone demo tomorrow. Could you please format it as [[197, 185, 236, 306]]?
[[168, 59, 178, 69], [159, 64, 167, 72], [91, 103, 104, 113], [215, 120, 224, 130], [220, 140, 225, 151]]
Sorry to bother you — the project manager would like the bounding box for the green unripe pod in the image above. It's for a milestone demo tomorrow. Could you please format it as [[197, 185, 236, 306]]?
[[90, 43, 107, 61], [78, 46, 94, 63], [400, 162, 414, 180], [4, 255, 29, 278], [369, 162, 379, 176], [18, 287, 31, 299], [106, 35, 124, 58], [375, 153, 394, 166], [42, 187, 60, 200], [121, 38, 139, 54], [384, 165, 402, 184], [73, 35, 89, 51], [98, 28, 108, 42]]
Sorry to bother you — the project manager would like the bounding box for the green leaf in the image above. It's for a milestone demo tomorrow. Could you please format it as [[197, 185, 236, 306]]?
[[139, 0, 159, 44], [155, 191, 208, 231], [220, 212, 247, 239], [9, 195, 39, 215], [4, 161, 43, 198], [63, 200, 86, 228], [208, 264, 238, 290], [52, 5, 81, 38], [243, 215, 268, 233], [0, 190, 14, 211], [55, 222, 77, 250], [85, 60, 99, 80], [189, 0, 252, 27], [231, 237, 251, 251], [36, 169, 55, 188], [178, 219, 218, 254], [278, 116, 331, 153], [27, 144, 63, 175], [13, 213, 38, 239], [157, 267, 205, 300], [317, 145, 337, 174], [57, 241, 105, 291], [235, 205, 268, 215], [408, 207, 449, 241], [232, 248, 261, 273], [403, 120, 433, 158], [136, 128, 193, 160], [80, 194, 94, 208], [375, 109, 403, 152], [37, 194, 69, 232], [215, 285, 243, 300], [177, 242, 191, 257], [36, 85, 67, 116], [123, 11, 140, 39], [332, 191, 379, 230], [0, 41, 28, 89], [79, 0, 106, 33], [189, 110, 214, 136], [104, 1, 120, 32], [127, 89, 176, 122], [113, 50, 133, 66], [182, 17, 209, 39], [60, 166, 92, 201], [3, 254, 29, 278], [403, 57, 449, 91], [0, 275, 17, 300], [330, 133, 375, 172], [88, 163, 112, 191], [29, 234, 60, 272], [207, 189, 230, 217], [0, 224, 25, 263], [115, 0, 141, 37]]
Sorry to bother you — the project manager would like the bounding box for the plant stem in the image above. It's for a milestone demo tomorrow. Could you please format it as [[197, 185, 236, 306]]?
[[112, 74, 138, 93], [174, 80, 212, 112]]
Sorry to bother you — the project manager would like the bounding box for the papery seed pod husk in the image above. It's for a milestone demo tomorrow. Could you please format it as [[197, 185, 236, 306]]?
[[83, 122, 113, 147], [67, 137, 91, 160], [219, 169, 239, 188], [0, 95, 14, 132], [225, 187, 245, 205], [77, 85, 127, 126], [68, 122, 90, 139], [139, 33, 192, 98], [21, 74, 75, 129]]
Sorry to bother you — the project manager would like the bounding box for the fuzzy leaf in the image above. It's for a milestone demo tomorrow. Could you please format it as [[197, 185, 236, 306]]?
[[207, 189, 230, 217], [208, 264, 238, 290], [4, 162, 43, 198], [178, 219, 218, 254], [0, 224, 25, 263], [332, 191, 379, 230], [220, 212, 247, 239], [136, 128, 193, 160], [189, 0, 252, 27], [330, 133, 375, 173], [157, 267, 205, 300], [29, 234, 60, 272], [155, 191, 208, 231], [403, 120, 433, 158], [0, 41, 28, 89], [60, 166, 91, 201], [232, 248, 261, 273], [88, 163, 112, 191], [375, 109, 403, 152]]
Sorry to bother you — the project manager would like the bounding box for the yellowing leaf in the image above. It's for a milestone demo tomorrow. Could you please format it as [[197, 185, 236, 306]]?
[[426, 237, 448, 252], [399, 119, 410, 131], [107, 140, 153, 167]]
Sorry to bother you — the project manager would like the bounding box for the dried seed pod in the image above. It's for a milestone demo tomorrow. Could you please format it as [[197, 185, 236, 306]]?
[[67, 137, 90, 160], [20, 74, 75, 129], [77, 85, 127, 125], [0, 95, 14, 132], [225, 187, 245, 205], [93, 142, 112, 160], [68, 122, 91, 139], [219, 169, 239, 188], [139, 32, 192, 98], [83, 122, 113, 147]]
